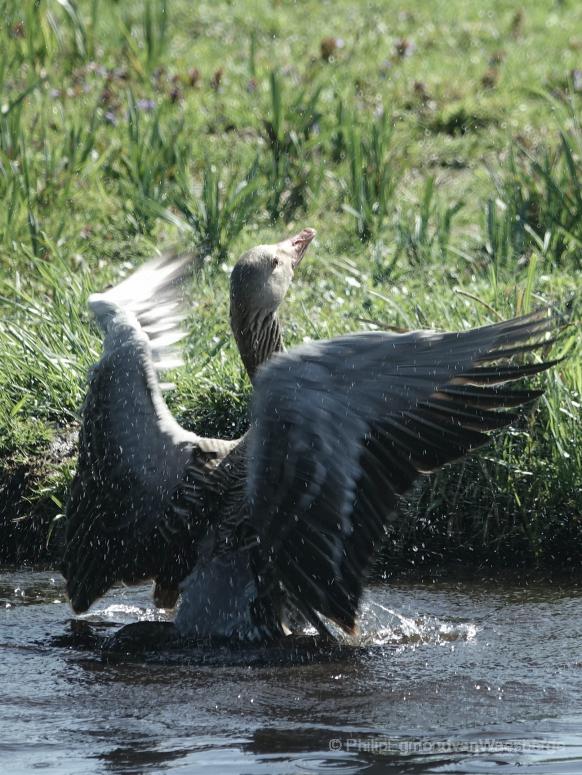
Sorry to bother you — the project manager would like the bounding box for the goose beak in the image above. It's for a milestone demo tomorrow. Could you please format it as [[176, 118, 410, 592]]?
[[280, 227, 317, 268]]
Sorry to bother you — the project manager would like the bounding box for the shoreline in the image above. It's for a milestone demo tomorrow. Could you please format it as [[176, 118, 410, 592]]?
[[1, 430, 580, 577], [0, 429, 76, 565], [3, 557, 582, 589]]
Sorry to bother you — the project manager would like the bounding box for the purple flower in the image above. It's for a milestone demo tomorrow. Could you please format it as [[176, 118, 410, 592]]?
[[136, 98, 156, 112]]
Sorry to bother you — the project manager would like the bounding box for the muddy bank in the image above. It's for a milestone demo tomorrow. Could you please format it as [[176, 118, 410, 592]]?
[[2, 429, 581, 577], [0, 429, 77, 565]]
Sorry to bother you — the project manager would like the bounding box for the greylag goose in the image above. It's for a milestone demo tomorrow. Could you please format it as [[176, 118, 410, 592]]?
[[61, 228, 316, 614], [62, 230, 560, 644]]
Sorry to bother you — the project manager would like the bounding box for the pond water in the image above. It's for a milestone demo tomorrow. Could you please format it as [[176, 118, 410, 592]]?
[[2, 568, 582, 774]]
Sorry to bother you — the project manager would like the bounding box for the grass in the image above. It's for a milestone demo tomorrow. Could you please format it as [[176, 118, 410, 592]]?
[[172, 158, 261, 259], [0, 0, 580, 571], [342, 109, 396, 241]]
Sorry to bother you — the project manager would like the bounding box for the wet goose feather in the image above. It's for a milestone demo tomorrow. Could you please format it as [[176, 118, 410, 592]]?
[[62, 234, 562, 644]]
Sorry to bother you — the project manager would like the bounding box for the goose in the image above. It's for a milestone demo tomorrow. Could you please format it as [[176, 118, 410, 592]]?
[[61, 228, 316, 615], [61, 230, 560, 645]]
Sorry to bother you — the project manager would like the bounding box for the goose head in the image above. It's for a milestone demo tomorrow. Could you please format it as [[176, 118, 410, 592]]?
[[230, 228, 316, 380], [230, 228, 316, 316]]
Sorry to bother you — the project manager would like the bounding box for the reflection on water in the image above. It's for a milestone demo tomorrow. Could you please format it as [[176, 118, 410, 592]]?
[[2, 568, 582, 774]]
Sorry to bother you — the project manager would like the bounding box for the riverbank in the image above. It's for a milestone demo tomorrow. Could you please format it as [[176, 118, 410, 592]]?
[[2, 422, 581, 575], [0, 428, 76, 564], [0, 0, 580, 570]]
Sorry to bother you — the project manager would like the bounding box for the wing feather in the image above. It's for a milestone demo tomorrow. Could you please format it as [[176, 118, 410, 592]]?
[[62, 251, 223, 612], [246, 308, 562, 632]]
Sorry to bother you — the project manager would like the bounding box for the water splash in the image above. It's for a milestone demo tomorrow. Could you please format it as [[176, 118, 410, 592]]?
[[357, 599, 477, 646], [80, 603, 169, 624]]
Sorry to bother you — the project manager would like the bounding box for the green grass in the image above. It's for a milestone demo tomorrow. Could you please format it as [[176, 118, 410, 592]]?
[[0, 0, 580, 569]]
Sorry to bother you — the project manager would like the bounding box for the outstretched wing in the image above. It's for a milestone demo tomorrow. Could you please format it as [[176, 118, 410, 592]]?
[[62, 251, 225, 613], [246, 309, 561, 633]]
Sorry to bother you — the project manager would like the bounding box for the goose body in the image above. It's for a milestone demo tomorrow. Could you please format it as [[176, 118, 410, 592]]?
[[62, 230, 560, 645], [62, 230, 315, 617]]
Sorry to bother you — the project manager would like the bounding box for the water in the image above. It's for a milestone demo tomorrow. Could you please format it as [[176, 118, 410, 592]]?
[[2, 569, 582, 774]]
